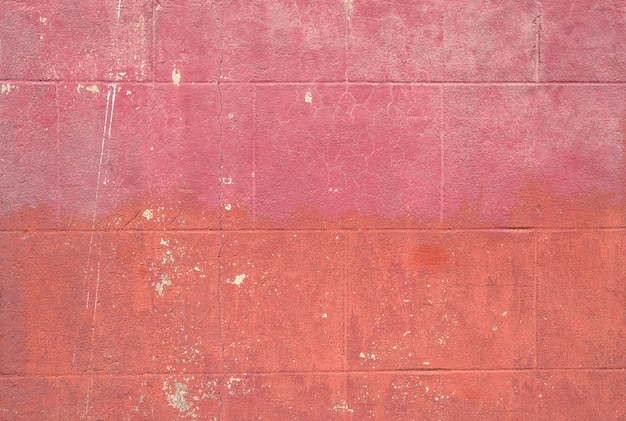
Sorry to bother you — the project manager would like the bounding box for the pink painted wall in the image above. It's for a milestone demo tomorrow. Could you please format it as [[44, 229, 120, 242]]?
[[1, 0, 625, 419]]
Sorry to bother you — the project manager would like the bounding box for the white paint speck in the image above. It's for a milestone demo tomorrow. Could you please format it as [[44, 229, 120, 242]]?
[[160, 238, 169, 246], [321, 313, 328, 318], [304, 90, 312, 103], [142, 209, 154, 220], [502, 311, 508, 317], [39, 16, 48, 24], [224, 204, 232, 211], [423, 361, 430, 366]]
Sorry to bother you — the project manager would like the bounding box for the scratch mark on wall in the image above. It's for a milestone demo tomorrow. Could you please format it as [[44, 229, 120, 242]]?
[[82, 1, 123, 418]]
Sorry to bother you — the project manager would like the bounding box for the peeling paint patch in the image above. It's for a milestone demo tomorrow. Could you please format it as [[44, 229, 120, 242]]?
[[163, 380, 191, 414]]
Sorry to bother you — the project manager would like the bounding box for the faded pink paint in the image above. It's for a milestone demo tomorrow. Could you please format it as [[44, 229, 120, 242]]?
[[1, 0, 625, 419]]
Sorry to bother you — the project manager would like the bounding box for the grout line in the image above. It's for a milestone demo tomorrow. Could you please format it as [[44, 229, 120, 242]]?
[[534, 230, 539, 369], [152, 0, 156, 83], [252, 86, 257, 225], [535, 0, 542, 83], [209, 1, 226, 419], [54, 83, 61, 228], [343, 231, 349, 373], [1, 367, 623, 380], [3, 227, 626, 234], [344, 0, 351, 83], [342, 231, 349, 420], [3, 80, 626, 86], [439, 85, 445, 225]]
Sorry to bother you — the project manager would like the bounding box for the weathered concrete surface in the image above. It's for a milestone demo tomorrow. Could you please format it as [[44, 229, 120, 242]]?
[[0, 0, 625, 419]]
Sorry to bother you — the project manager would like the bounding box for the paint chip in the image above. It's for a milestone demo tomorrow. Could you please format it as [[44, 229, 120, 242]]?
[[304, 90, 312, 103], [226, 273, 247, 286], [172, 68, 181, 86], [142, 209, 154, 220]]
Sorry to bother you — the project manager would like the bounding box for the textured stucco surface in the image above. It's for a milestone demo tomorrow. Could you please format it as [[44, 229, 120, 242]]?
[[0, 0, 625, 419]]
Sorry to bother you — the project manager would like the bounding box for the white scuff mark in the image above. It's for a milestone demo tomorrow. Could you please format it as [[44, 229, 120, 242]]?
[[321, 313, 328, 318], [423, 361, 431, 366], [502, 311, 508, 317], [403, 331, 411, 337], [83, 1, 122, 418], [345, 0, 354, 17], [226, 273, 247, 286], [126, 90, 132, 95], [155, 273, 172, 297], [332, 401, 354, 414], [39, 16, 47, 24], [172, 68, 181, 86], [304, 89, 313, 103], [142, 209, 154, 220], [160, 238, 169, 246], [227, 113, 234, 119], [221, 177, 233, 185]]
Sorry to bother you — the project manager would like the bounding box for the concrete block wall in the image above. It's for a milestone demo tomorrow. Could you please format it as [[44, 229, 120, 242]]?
[[0, 0, 624, 419]]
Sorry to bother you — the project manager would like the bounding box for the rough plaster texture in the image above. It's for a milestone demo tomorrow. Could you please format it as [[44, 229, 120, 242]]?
[[0, 0, 625, 419]]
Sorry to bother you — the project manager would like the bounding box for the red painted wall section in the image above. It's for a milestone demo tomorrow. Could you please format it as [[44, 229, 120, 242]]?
[[1, 0, 625, 419]]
